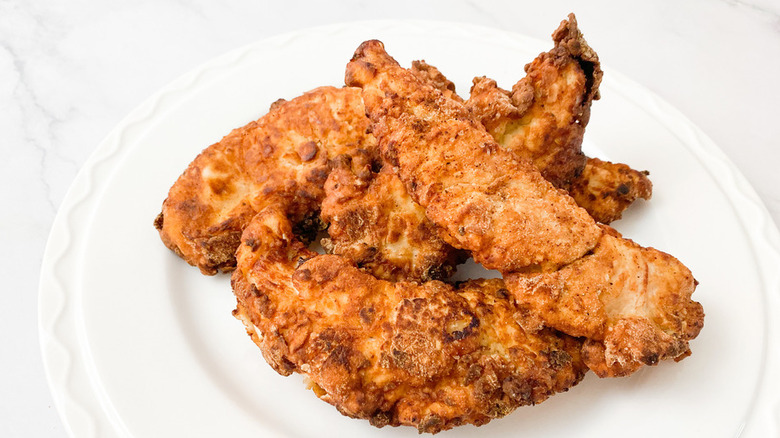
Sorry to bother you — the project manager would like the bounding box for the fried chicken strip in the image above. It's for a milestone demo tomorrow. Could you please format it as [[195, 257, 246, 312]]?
[[467, 79, 653, 224], [232, 204, 587, 433], [345, 39, 602, 272], [466, 14, 652, 223], [505, 226, 704, 377], [154, 86, 376, 274], [467, 14, 599, 189]]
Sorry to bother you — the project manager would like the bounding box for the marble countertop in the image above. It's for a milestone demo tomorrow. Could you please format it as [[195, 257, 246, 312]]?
[[3, 0, 779, 436]]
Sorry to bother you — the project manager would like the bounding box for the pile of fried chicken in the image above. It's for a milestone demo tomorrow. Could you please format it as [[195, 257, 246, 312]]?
[[154, 14, 703, 434]]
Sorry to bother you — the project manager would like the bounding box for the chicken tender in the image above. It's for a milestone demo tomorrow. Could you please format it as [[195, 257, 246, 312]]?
[[467, 14, 599, 189], [232, 205, 587, 433], [154, 86, 376, 274], [345, 39, 602, 272], [468, 73, 652, 223], [466, 14, 651, 223], [505, 226, 704, 377]]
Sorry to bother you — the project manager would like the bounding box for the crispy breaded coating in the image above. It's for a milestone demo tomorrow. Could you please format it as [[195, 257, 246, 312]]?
[[346, 38, 702, 378], [505, 226, 703, 377], [156, 20, 644, 278], [345, 39, 602, 272], [154, 13, 705, 435], [468, 72, 652, 224], [232, 206, 587, 433], [155, 70, 463, 279], [467, 14, 600, 189], [411, 60, 464, 103], [568, 157, 653, 223], [465, 14, 652, 224], [321, 159, 467, 282], [155, 86, 376, 274], [466, 15, 652, 224]]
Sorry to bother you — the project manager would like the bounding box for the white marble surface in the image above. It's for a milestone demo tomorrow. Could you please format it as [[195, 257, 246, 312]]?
[[3, 0, 779, 436]]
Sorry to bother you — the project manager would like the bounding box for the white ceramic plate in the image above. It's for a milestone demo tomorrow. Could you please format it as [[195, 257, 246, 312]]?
[[39, 21, 780, 437]]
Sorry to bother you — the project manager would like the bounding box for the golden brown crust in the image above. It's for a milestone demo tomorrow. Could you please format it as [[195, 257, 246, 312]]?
[[464, 14, 651, 223], [152, 15, 707, 435], [232, 207, 588, 433], [157, 18, 644, 278], [346, 39, 702, 379], [346, 39, 602, 272], [568, 157, 653, 224], [157, 14, 650, 280], [155, 67, 463, 279], [159, 19, 702, 434], [321, 161, 467, 282], [466, 13, 600, 189], [156, 86, 375, 274], [505, 225, 704, 377], [410, 60, 464, 103]]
